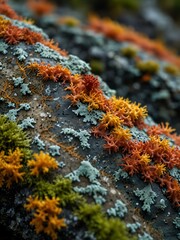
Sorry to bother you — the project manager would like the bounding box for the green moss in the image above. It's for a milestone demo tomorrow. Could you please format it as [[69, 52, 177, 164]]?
[[33, 176, 85, 207], [136, 60, 159, 74], [0, 115, 31, 158], [121, 46, 137, 58], [75, 203, 136, 240], [164, 64, 180, 76], [90, 59, 105, 74]]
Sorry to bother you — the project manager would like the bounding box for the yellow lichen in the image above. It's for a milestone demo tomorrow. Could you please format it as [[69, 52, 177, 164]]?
[[24, 195, 66, 240], [27, 151, 58, 177], [0, 148, 25, 188]]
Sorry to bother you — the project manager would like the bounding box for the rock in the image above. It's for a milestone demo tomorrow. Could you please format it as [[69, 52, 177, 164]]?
[[0, 2, 180, 240]]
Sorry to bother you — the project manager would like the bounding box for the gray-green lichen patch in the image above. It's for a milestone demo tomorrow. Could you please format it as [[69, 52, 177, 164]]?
[[48, 145, 61, 156], [170, 168, 180, 182], [134, 184, 157, 213], [33, 134, 46, 150], [61, 127, 91, 149], [66, 160, 107, 204], [6, 103, 31, 121], [138, 232, 153, 240], [34, 42, 65, 61], [0, 40, 9, 54], [107, 199, 128, 218], [114, 167, 129, 181], [18, 117, 36, 129], [13, 46, 28, 61], [130, 126, 149, 142], [72, 102, 103, 125], [9, 76, 32, 96], [127, 222, 141, 233]]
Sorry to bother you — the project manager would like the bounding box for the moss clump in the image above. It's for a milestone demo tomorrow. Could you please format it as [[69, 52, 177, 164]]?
[[33, 176, 85, 207], [58, 16, 80, 27], [136, 60, 159, 74], [75, 203, 136, 240], [121, 46, 137, 58], [0, 115, 31, 158], [90, 59, 105, 74], [33, 177, 136, 239], [164, 64, 180, 76]]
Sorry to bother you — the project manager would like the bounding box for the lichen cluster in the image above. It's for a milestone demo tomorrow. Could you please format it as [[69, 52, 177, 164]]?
[[0, 1, 179, 240]]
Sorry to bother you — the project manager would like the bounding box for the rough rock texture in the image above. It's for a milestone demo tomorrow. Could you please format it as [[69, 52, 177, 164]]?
[[0, 2, 180, 240], [10, 0, 180, 133]]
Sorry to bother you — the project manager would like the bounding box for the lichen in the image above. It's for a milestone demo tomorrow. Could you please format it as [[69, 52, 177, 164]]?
[[134, 185, 157, 213], [107, 199, 128, 218], [61, 128, 91, 149]]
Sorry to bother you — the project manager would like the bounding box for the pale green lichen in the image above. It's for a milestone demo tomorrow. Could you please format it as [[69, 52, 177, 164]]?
[[127, 222, 141, 233], [48, 145, 61, 156], [134, 185, 157, 213], [66, 161, 107, 204], [61, 127, 91, 149], [173, 214, 180, 229], [170, 167, 180, 182], [114, 167, 129, 180], [138, 232, 153, 240], [0, 40, 8, 54], [34, 42, 64, 61], [13, 47, 28, 61], [72, 102, 103, 125], [11, 76, 24, 87], [20, 83, 31, 95], [107, 199, 128, 218], [6, 103, 31, 121], [33, 135, 46, 150], [18, 117, 36, 129]]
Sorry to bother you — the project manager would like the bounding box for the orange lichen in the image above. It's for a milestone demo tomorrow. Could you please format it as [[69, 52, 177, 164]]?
[[121, 135, 180, 193], [89, 15, 180, 68], [0, 148, 25, 188], [27, 62, 72, 82], [4, 25, 23, 44], [103, 127, 131, 153], [108, 96, 147, 126], [0, 0, 23, 20], [24, 195, 66, 240], [159, 175, 180, 207], [0, 14, 67, 56], [27, 0, 55, 17], [27, 151, 58, 177], [146, 122, 180, 146]]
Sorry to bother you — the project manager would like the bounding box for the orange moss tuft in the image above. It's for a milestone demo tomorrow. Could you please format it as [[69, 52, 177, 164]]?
[[27, 151, 58, 177], [24, 195, 66, 240]]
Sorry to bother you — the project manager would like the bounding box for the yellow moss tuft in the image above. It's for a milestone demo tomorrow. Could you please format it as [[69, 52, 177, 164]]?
[[27, 151, 58, 177], [24, 195, 66, 240], [0, 148, 25, 188]]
